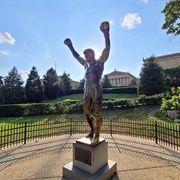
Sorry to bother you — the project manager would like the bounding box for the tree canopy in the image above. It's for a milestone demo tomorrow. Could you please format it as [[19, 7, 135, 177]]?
[[60, 72, 72, 95], [25, 66, 43, 103], [102, 74, 112, 88], [161, 0, 180, 36], [43, 68, 60, 99], [2, 66, 26, 104], [78, 78, 85, 89], [138, 55, 165, 96], [164, 66, 180, 88]]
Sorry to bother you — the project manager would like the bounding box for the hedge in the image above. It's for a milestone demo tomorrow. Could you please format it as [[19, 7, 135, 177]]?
[[0, 94, 162, 117], [103, 87, 137, 94], [71, 87, 137, 94]]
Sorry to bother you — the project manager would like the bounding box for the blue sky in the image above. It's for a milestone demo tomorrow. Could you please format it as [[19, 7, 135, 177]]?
[[0, 0, 179, 82]]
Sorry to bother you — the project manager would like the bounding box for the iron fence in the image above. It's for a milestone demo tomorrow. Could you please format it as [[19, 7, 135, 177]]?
[[0, 118, 180, 151]]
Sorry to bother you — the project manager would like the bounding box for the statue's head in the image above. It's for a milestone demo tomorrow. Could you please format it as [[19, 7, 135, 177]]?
[[83, 48, 95, 64]]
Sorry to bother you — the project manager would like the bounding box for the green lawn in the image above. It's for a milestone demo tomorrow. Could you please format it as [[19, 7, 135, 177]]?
[[0, 105, 174, 126]]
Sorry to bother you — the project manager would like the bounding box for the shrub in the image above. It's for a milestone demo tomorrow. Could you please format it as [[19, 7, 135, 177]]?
[[161, 96, 180, 111], [0, 105, 24, 117], [138, 94, 163, 105], [103, 87, 137, 94], [160, 87, 180, 111], [126, 98, 139, 107], [71, 89, 84, 94]]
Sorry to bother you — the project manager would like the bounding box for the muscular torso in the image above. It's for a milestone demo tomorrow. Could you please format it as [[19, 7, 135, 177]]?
[[84, 60, 104, 85], [84, 60, 104, 102]]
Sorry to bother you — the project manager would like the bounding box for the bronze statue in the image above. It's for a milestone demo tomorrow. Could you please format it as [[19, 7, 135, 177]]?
[[64, 21, 110, 144]]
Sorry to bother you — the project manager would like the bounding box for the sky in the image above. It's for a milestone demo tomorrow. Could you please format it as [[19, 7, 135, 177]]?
[[0, 0, 179, 83]]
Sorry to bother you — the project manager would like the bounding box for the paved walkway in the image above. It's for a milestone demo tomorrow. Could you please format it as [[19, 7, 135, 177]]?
[[0, 134, 180, 180]]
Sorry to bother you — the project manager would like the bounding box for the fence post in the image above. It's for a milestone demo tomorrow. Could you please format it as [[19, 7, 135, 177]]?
[[70, 118, 72, 136], [24, 122, 27, 144], [110, 118, 112, 136], [155, 121, 158, 144]]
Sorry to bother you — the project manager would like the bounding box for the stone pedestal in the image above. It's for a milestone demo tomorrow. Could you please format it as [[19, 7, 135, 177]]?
[[62, 137, 117, 180]]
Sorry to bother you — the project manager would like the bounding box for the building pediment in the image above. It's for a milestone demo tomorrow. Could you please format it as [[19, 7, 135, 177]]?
[[107, 70, 137, 86], [107, 70, 136, 79], [108, 70, 128, 76]]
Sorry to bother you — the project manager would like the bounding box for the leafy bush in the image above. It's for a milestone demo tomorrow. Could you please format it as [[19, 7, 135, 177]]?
[[160, 87, 180, 112], [0, 105, 25, 117], [103, 87, 137, 94], [126, 98, 139, 107], [138, 94, 163, 105], [71, 89, 84, 94], [161, 95, 180, 111]]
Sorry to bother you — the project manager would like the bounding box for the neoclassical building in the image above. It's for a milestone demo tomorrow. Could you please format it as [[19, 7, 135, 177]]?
[[107, 69, 137, 87], [144, 52, 180, 69]]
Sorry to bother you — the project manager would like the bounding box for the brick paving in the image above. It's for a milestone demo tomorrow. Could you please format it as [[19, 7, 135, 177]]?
[[0, 134, 180, 180]]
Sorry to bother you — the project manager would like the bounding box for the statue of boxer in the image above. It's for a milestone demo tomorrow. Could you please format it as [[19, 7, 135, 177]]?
[[64, 21, 110, 144]]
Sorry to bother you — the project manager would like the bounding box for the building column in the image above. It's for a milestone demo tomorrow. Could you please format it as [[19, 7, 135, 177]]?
[[125, 77, 127, 86], [118, 78, 120, 85], [122, 78, 124, 86], [111, 79, 113, 86]]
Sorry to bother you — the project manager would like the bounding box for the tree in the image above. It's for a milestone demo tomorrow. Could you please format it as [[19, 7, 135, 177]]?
[[2, 66, 26, 104], [78, 78, 85, 89], [52, 82, 62, 98], [138, 55, 165, 96], [43, 68, 61, 99], [60, 72, 72, 95], [0, 76, 3, 85], [0, 76, 4, 104], [164, 66, 180, 88], [25, 66, 43, 103], [129, 78, 137, 86], [161, 0, 180, 36], [102, 74, 112, 88]]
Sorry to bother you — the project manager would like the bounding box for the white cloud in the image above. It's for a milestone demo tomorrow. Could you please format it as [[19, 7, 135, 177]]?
[[121, 13, 142, 29], [141, 0, 149, 4], [0, 50, 9, 55], [0, 32, 15, 44]]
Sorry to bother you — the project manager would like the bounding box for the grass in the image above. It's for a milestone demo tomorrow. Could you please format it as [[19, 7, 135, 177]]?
[[0, 105, 175, 126]]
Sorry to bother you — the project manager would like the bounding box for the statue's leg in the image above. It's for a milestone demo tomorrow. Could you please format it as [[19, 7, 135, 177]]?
[[84, 101, 95, 139], [92, 102, 103, 143]]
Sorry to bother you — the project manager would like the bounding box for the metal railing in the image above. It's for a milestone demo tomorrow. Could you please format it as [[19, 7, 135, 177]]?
[[0, 118, 180, 151]]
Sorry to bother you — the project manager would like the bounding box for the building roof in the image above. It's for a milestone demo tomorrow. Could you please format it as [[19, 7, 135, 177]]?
[[143, 52, 180, 62], [107, 69, 137, 79], [156, 52, 180, 59]]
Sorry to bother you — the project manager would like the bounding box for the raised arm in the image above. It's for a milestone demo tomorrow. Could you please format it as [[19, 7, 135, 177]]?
[[64, 38, 86, 66], [99, 21, 110, 63]]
